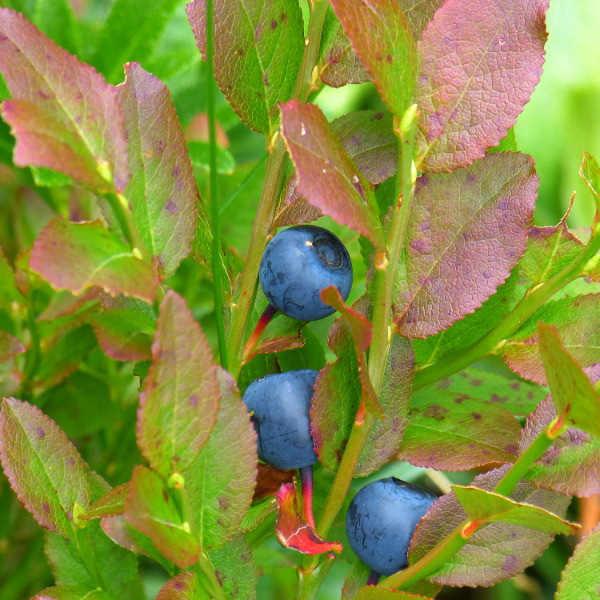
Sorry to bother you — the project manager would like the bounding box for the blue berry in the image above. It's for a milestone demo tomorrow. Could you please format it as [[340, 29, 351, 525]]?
[[259, 225, 353, 321], [242, 370, 318, 470], [346, 477, 437, 576]]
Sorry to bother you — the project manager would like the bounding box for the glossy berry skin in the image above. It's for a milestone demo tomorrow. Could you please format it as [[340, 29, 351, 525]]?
[[259, 225, 352, 321], [346, 477, 437, 576], [242, 370, 318, 470]]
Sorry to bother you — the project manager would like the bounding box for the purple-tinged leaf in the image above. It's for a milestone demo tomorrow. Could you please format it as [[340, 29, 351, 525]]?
[[396, 388, 521, 471], [318, 8, 372, 88], [118, 63, 198, 280], [408, 466, 571, 587], [321, 286, 381, 418], [310, 300, 364, 472], [156, 572, 204, 600], [503, 294, 600, 385], [331, 0, 417, 117], [396, 153, 537, 338], [580, 151, 600, 212], [433, 368, 546, 417], [32, 587, 113, 600], [0, 398, 97, 537], [274, 174, 322, 228], [0, 9, 128, 191], [30, 218, 158, 303], [182, 368, 257, 550], [519, 398, 600, 497], [556, 522, 600, 600], [356, 588, 433, 600], [538, 323, 600, 438], [125, 465, 200, 568], [0, 330, 25, 363], [137, 291, 220, 477], [81, 483, 129, 520], [356, 334, 414, 476], [186, 0, 304, 136], [415, 0, 549, 172], [90, 309, 155, 362], [399, 0, 445, 41], [521, 208, 584, 285], [453, 485, 579, 535], [275, 482, 342, 555], [246, 312, 305, 361], [209, 535, 257, 600], [280, 101, 385, 249]]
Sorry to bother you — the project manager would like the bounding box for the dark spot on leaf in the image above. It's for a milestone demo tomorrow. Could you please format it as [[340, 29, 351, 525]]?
[[386, 54, 393, 63], [218, 497, 230, 511], [42, 502, 50, 513], [158, 140, 165, 153], [568, 428, 586, 445], [0, 35, 8, 42], [510, 381, 520, 390], [271, 19, 277, 29], [254, 25, 262, 43], [504, 444, 517, 455], [410, 238, 429, 254], [237, 48, 245, 56], [502, 555, 517, 572], [439, 378, 451, 389], [173, 455, 181, 463], [165, 198, 179, 214], [174, 581, 184, 591], [423, 404, 449, 421], [190, 394, 199, 407], [370, 112, 384, 121], [37, 90, 52, 100], [263, 72, 269, 87], [472, 412, 482, 420], [454, 397, 464, 404], [490, 393, 507, 403], [37, 427, 45, 439], [527, 391, 534, 400], [67, 457, 75, 467], [173, 166, 181, 177], [162, 489, 169, 503], [470, 378, 482, 386], [350, 134, 361, 146]]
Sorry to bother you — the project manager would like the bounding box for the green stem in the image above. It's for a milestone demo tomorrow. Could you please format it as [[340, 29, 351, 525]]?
[[295, 552, 336, 600], [206, 0, 228, 369], [74, 525, 107, 590], [196, 553, 228, 600], [413, 231, 600, 389]]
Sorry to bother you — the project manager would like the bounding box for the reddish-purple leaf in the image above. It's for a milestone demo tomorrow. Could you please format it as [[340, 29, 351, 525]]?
[[321, 286, 381, 418], [186, 0, 304, 136], [30, 218, 159, 303], [280, 100, 386, 249], [356, 334, 414, 476], [182, 368, 257, 550], [330, 0, 417, 117], [396, 388, 521, 471], [396, 153, 537, 338], [90, 308, 155, 362], [408, 466, 571, 587], [275, 482, 342, 555], [32, 587, 113, 600], [520, 398, 600, 497], [156, 572, 202, 600], [118, 63, 198, 280], [0, 8, 128, 191], [415, 0, 549, 172], [503, 294, 600, 385], [0, 398, 101, 537], [125, 465, 200, 568], [137, 291, 220, 477], [0, 330, 25, 364], [81, 483, 129, 520], [399, 0, 445, 41]]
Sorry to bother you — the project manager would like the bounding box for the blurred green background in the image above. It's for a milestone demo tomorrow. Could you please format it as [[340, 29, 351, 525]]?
[[1, 0, 599, 599]]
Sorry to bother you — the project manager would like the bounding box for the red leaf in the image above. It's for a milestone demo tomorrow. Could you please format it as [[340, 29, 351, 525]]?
[[275, 482, 342, 555]]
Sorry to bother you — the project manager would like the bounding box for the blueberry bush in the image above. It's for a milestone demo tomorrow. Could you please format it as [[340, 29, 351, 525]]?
[[0, 0, 599, 599]]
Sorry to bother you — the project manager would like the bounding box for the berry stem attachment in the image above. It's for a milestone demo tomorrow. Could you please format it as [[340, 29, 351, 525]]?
[[242, 303, 278, 363], [367, 570, 381, 586], [299, 464, 315, 529]]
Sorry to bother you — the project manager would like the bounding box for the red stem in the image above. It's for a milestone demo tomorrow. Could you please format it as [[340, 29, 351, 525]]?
[[242, 304, 278, 363], [300, 465, 315, 529]]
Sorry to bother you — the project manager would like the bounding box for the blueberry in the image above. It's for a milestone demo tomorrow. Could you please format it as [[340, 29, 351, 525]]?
[[346, 477, 437, 576], [259, 225, 353, 321], [242, 370, 319, 470]]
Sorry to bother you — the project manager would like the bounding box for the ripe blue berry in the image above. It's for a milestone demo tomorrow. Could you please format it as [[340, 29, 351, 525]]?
[[242, 370, 318, 470], [346, 477, 437, 576], [259, 225, 353, 321]]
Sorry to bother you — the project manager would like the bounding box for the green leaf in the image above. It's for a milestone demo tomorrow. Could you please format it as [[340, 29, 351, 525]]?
[[356, 588, 431, 600], [503, 294, 600, 385], [91, 0, 182, 84], [538, 323, 600, 438], [0, 247, 25, 309], [187, 140, 236, 174], [118, 63, 199, 281], [0, 398, 104, 537], [209, 535, 257, 600], [396, 387, 521, 471], [124, 465, 200, 568], [182, 368, 258, 550], [33, 0, 79, 55], [556, 523, 600, 600], [453, 485, 579, 535], [137, 291, 220, 477], [330, 0, 417, 117], [29, 218, 158, 303], [30, 166, 74, 188], [90, 308, 155, 362], [0, 8, 129, 191], [396, 153, 537, 338], [280, 100, 386, 249], [580, 150, 600, 212], [186, 0, 304, 136]]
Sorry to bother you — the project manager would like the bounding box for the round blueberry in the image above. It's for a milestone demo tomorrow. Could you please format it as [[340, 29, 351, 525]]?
[[346, 477, 437, 576], [259, 225, 353, 321], [242, 370, 319, 470]]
